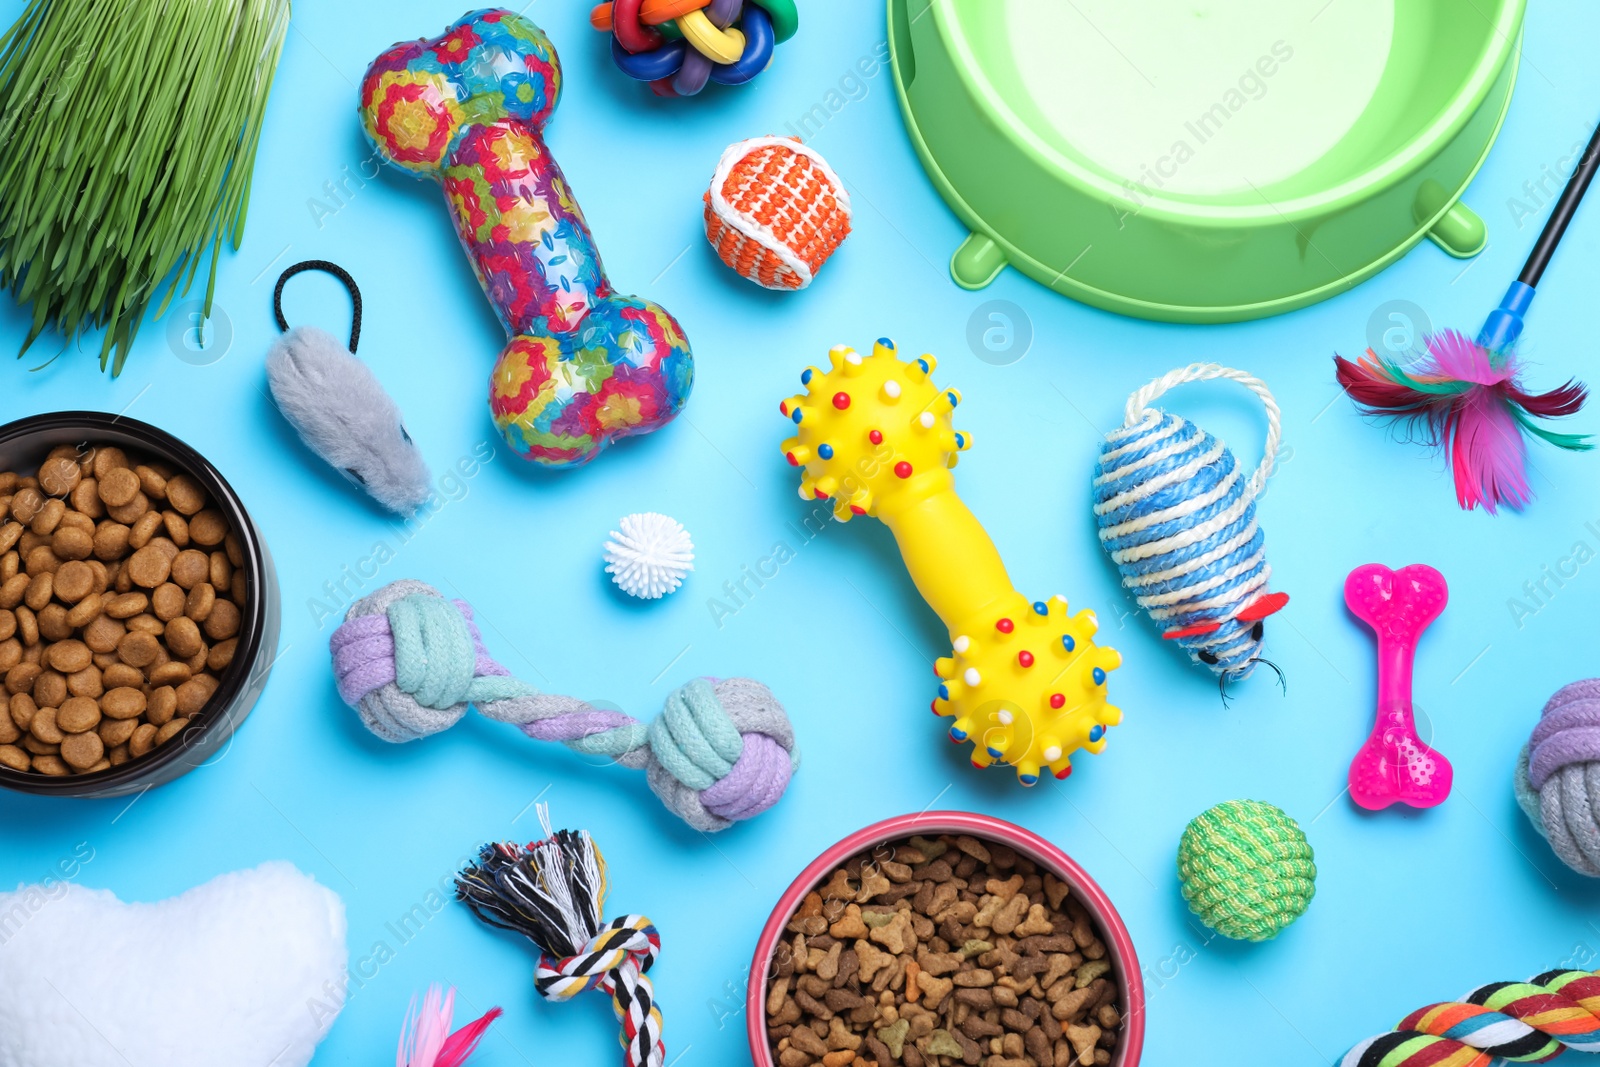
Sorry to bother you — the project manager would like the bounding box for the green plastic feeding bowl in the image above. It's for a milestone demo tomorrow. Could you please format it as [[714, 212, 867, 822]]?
[[889, 0, 1526, 322]]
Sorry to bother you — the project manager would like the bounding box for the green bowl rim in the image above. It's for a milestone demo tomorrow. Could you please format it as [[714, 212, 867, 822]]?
[[890, 27, 1520, 321], [920, 0, 1526, 223]]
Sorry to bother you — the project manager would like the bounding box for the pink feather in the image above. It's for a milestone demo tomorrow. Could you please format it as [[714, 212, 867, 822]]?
[[398, 986, 501, 1067], [1425, 329, 1508, 386], [1451, 384, 1530, 513], [435, 1006, 503, 1067], [1333, 329, 1589, 514]]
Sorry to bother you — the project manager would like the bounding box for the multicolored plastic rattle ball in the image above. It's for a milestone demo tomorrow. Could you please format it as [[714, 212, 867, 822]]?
[[590, 0, 798, 97], [779, 339, 1122, 784]]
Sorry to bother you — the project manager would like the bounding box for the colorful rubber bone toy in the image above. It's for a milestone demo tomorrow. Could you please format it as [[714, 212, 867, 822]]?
[[1344, 563, 1453, 810], [1094, 365, 1289, 688], [360, 11, 693, 467], [1341, 968, 1600, 1067], [590, 0, 799, 98], [779, 340, 1122, 784]]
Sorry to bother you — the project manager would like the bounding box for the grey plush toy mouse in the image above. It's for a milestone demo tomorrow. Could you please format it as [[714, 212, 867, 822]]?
[[265, 261, 431, 515]]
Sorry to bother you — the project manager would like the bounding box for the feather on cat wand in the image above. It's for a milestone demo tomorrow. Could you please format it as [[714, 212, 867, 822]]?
[[1334, 115, 1600, 513]]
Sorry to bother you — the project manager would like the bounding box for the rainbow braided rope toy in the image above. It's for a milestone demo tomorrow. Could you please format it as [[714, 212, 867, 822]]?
[[1341, 969, 1600, 1066], [590, 0, 799, 98], [1094, 364, 1290, 688], [361, 11, 693, 467], [457, 816, 664, 1067], [329, 580, 798, 831], [779, 339, 1122, 784]]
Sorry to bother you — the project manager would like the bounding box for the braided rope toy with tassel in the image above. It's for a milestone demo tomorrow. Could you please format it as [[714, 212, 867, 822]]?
[[1342, 968, 1600, 1066], [457, 813, 664, 1067], [329, 580, 798, 832]]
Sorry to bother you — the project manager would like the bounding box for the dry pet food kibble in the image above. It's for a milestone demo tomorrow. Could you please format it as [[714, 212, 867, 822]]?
[[766, 835, 1124, 1067], [0, 442, 249, 777]]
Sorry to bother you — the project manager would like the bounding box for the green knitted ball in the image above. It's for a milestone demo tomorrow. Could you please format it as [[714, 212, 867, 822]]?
[[1177, 799, 1316, 942]]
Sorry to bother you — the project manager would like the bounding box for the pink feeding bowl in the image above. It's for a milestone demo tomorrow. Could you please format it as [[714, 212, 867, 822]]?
[[747, 811, 1146, 1067]]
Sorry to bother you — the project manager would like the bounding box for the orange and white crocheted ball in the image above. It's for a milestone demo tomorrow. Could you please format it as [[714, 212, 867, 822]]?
[[703, 137, 852, 291]]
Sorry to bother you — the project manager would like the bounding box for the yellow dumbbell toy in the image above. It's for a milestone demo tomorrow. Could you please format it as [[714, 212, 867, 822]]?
[[779, 339, 1122, 784]]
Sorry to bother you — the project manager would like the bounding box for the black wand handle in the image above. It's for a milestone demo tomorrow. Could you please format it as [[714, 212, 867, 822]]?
[[1521, 115, 1600, 288]]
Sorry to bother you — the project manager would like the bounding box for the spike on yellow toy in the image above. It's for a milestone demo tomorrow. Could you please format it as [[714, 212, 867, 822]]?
[[780, 338, 1123, 784]]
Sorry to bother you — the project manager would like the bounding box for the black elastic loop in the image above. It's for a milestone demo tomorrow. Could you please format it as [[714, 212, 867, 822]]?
[[273, 260, 363, 353]]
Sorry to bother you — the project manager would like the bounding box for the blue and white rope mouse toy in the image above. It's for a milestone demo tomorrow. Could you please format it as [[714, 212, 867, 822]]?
[[1093, 364, 1290, 691]]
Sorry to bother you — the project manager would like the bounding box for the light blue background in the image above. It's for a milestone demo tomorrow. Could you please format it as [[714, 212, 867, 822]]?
[[2, 1, 1598, 1064]]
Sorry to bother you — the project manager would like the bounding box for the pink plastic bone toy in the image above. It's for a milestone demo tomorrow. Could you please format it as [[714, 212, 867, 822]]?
[[1343, 563, 1453, 810]]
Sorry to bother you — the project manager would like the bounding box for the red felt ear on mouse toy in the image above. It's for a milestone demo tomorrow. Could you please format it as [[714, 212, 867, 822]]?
[[1235, 591, 1290, 623], [1163, 592, 1289, 640], [1162, 619, 1222, 641]]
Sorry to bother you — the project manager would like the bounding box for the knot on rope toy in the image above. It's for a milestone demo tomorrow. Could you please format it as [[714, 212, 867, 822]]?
[[329, 579, 798, 831], [1517, 679, 1600, 876], [1094, 364, 1290, 686], [1341, 968, 1600, 1067], [590, 0, 799, 97], [458, 821, 666, 1067], [1177, 799, 1316, 942], [536, 916, 661, 1001]]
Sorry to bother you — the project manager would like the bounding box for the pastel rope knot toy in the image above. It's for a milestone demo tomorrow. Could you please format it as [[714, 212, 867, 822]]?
[[458, 821, 665, 1067], [1345, 563, 1453, 810], [779, 339, 1121, 784], [1517, 679, 1600, 876], [360, 11, 693, 467], [330, 580, 798, 831], [589, 0, 799, 97], [1095, 364, 1290, 686], [1341, 968, 1600, 1066], [1177, 799, 1316, 942]]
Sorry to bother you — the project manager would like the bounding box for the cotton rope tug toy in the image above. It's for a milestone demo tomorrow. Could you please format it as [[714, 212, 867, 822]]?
[[1517, 679, 1600, 876], [329, 580, 798, 831], [780, 339, 1122, 784], [705, 137, 851, 290], [457, 813, 664, 1067], [1094, 364, 1290, 690], [1177, 800, 1316, 942], [589, 0, 799, 98], [1340, 968, 1600, 1066], [361, 11, 693, 468]]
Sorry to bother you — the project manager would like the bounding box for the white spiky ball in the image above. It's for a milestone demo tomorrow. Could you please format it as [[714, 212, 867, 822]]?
[[604, 513, 695, 600]]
